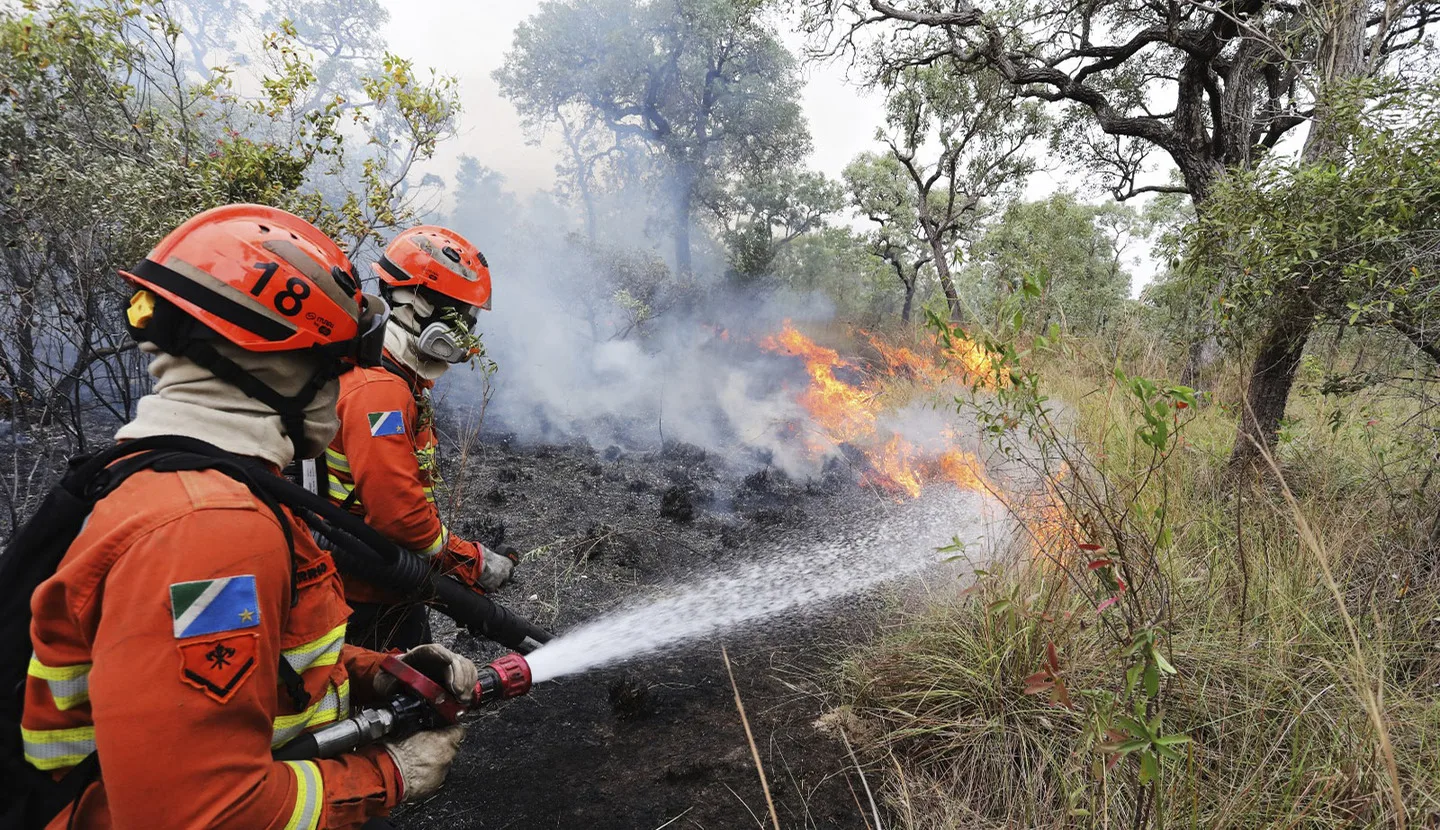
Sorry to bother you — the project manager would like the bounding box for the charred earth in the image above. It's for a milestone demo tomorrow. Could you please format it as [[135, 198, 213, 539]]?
[[400, 433, 890, 830]]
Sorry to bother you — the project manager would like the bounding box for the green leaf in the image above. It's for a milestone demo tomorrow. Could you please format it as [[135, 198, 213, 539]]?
[[1154, 650, 1177, 675], [1139, 751, 1159, 784], [1144, 663, 1160, 698]]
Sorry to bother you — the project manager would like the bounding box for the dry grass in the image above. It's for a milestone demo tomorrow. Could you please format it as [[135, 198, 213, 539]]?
[[831, 333, 1440, 829]]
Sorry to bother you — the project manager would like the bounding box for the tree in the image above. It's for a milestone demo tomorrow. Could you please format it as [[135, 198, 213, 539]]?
[[770, 227, 898, 322], [0, 0, 457, 472], [970, 194, 1135, 335], [1189, 80, 1440, 430], [496, 0, 810, 275], [721, 169, 843, 282], [843, 153, 933, 322], [875, 64, 1044, 321], [809, 0, 1438, 463]]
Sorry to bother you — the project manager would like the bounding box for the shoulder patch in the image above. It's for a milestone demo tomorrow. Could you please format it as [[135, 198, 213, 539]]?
[[179, 632, 258, 704], [170, 576, 261, 639], [367, 410, 406, 437]]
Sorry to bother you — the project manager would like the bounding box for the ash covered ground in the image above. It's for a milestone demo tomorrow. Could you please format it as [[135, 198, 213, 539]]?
[[396, 430, 927, 830]]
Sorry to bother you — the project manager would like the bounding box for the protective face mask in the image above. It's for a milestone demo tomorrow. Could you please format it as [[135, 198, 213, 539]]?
[[416, 321, 472, 364]]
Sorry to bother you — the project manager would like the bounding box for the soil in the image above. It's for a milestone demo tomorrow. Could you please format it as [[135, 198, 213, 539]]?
[[397, 433, 887, 830]]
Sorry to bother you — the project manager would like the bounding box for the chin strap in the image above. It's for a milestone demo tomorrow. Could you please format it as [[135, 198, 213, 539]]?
[[177, 339, 334, 463]]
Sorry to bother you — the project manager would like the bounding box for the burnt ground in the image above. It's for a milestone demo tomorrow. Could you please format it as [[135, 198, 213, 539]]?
[[397, 432, 893, 830]]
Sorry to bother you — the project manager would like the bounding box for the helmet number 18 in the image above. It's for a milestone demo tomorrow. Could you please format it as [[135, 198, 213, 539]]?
[[250, 261, 309, 317]]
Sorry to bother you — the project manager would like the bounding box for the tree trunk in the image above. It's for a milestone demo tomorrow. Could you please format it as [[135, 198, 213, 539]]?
[[673, 172, 693, 277], [1228, 305, 1312, 470], [920, 221, 961, 321], [901, 279, 916, 323], [1227, 0, 1367, 472]]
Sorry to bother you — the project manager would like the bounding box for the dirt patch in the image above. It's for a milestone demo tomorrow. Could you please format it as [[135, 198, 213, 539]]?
[[398, 433, 887, 829]]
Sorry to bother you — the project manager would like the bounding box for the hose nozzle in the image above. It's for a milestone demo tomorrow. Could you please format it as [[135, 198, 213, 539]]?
[[476, 652, 531, 704]]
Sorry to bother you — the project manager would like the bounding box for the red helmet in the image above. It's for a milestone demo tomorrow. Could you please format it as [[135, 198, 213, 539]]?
[[121, 203, 381, 356], [373, 225, 492, 310], [120, 205, 389, 459]]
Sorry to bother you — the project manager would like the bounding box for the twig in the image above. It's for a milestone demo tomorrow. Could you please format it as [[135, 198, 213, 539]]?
[[839, 727, 884, 830], [722, 645, 782, 830], [652, 807, 694, 829]]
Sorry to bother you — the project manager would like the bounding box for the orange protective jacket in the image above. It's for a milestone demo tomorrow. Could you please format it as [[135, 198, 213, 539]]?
[[324, 353, 486, 604], [23, 465, 403, 829]]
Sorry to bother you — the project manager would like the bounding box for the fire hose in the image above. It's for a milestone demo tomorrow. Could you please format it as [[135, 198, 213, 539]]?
[[250, 470, 554, 654], [272, 652, 533, 762]]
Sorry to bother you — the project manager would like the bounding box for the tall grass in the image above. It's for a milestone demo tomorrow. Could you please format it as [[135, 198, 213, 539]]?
[[832, 329, 1440, 828]]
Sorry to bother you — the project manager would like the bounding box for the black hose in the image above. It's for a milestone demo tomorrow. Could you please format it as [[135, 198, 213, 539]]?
[[271, 734, 319, 762], [248, 473, 554, 653]]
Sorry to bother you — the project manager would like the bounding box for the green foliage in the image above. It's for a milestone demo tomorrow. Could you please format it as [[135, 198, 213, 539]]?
[[969, 194, 1136, 335], [1187, 80, 1440, 362], [495, 0, 812, 272], [0, 0, 457, 434], [770, 227, 896, 320], [722, 168, 843, 281], [862, 62, 1045, 320]]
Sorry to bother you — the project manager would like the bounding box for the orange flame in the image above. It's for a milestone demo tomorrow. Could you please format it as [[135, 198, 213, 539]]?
[[761, 321, 999, 500]]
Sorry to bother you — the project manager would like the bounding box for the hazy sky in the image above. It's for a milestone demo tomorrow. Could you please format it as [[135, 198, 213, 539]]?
[[374, 0, 1147, 286], [377, 1, 888, 197]]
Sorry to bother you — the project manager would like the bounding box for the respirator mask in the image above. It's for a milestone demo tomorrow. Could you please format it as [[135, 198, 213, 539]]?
[[393, 286, 480, 365], [417, 318, 475, 363]]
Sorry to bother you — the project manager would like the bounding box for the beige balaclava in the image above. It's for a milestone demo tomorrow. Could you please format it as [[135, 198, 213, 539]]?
[[116, 341, 341, 469], [383, 289, 454, 382]]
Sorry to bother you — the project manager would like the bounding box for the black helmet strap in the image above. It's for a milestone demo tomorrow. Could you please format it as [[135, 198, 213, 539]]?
[[127, 294, 338, 463]]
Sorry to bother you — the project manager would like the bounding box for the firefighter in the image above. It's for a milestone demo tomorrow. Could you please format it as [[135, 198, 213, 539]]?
[[320, 225, 514, 651], [22, 205, 475, 828]]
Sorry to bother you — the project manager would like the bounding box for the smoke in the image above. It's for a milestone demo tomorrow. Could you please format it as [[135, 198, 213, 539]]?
[[429, 162, 862, 479]]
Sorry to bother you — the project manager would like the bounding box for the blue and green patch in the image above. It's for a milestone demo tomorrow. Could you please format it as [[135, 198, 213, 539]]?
[[367, 410, 406, 437], [170, 576, 260, 639]]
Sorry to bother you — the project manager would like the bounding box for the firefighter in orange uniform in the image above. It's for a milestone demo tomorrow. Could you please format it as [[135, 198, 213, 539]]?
[[22, 205, 476, 828], [319, 226, 515, 651]]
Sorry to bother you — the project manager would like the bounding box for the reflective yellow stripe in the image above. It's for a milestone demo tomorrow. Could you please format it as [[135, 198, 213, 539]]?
[[25, 656, 90, 681], [283, 760, 323, 830], [327, 476, 360, 507], [422, 486, 436, 504], [324, 448, 351, 474], [272, 680, 350, 748], [415, 526, 447, 558], [22, 725, 96, 771], [282, 624, 346, 674], [28, 655, 91, 710]]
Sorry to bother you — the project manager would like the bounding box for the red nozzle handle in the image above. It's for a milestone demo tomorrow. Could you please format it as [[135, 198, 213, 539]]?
[[379, 654, 465, 724]]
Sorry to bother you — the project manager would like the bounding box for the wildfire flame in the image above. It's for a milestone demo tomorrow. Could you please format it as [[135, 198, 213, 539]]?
[[760, 321, 997, 499]]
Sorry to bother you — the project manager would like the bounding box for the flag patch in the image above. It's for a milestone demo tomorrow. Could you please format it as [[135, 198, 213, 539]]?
[[170, 576, 261, 639], [367, 410, 406, 437]]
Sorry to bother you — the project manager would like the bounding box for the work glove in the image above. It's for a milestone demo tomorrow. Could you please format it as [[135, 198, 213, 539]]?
[[477, 544, 519, 592], [374, 643, 479, 704], [383, 723, 465, 802]]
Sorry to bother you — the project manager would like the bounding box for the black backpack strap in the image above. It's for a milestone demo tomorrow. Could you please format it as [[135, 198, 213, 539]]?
[[379, 355, 411, 383], [54, 750, 99, 830]]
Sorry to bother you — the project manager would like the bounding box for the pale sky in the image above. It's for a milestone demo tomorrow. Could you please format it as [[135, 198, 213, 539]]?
[[377, 1, 889, 197], [376, 0, 1150, 288]]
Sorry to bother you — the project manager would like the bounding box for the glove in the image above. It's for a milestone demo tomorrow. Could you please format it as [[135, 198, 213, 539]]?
[[373, 643, 479, 704], [383, 723, 465, 802], [477, 545, 518, 592]]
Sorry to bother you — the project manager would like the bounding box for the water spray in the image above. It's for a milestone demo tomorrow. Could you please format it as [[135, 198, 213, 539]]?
[[525, 487, 996, 684]]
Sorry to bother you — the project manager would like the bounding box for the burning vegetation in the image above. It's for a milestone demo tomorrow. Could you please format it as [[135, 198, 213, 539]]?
[[759, 321, 995, 500]]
